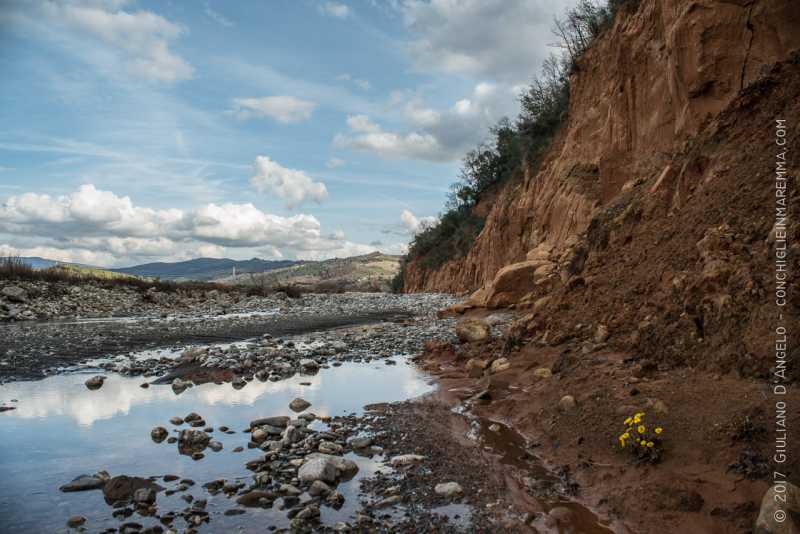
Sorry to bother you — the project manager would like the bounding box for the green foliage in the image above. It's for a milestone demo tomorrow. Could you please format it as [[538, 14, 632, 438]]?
[[405, 0, 629, 272], [390, 261, 406, 293]]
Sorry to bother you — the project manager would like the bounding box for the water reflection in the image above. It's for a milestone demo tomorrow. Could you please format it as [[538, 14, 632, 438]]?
[[0, 357, 434, 533]]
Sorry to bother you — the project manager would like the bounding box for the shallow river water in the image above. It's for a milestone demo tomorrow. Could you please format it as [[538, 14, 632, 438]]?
[[0, 355, 435, 533]]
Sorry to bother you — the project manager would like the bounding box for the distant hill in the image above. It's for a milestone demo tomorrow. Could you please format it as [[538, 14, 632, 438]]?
[[13, 256, 62, 269], [112, 257, 302, 281], [228, 252, 401, 293]]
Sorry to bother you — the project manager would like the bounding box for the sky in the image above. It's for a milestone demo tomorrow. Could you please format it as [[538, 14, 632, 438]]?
[[0, 0, 574, 267]]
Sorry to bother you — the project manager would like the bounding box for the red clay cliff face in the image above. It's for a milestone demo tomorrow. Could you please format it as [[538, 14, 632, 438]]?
[[404, 0, 800, 294]]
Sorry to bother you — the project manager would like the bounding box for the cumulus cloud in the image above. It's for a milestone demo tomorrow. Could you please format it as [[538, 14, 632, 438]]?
[[35, 0, 194, 82], [230, 96, 316, 123], [249, 156, 328, 208], [335, 114, 446, 162], [400, 209, 437, 234], [0, 184, 368, 266], [335, 81, 518, 162], [402, 0, 571, 83], [320, 2, 350, 18]]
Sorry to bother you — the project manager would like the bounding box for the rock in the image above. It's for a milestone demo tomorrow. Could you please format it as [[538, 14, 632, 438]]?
[[60, 474, 106, 492], [375, 495, 402, 508], [455, 318, 490, 343], [646, 398, 669, 414], [289, 398, 311, 412], [66, 516, 86, 528], [1, 286, 27, 303], [184, 412, 202, 423], [533, 367, 552, 379], [250, 416, 290, 428], [558, 395, 577, 413], [389, 454, 426, 466], [594, 324, 610, 343], [298, 455, 339, 483], [349, 436, 373, 449], [434, 482, 463, 498], [318, 440, 343, 454], [208, 440, 223, 452], [755, 483, 800, 534], [296, 503, 321, 520], [169, 417, 184, 426], [85, 375, 106, 390], [465, 358, 488, 375], [299, 453, 359, 483], [280, 483, 302, 496], [300, 358, 319, 369], [236, 490, 273, 507], [150, 426, 168, 443], [171, 378, 191, 394], [490, 358, 511, 373], [178, 429, 210, 449], [133, 487, 156, 505], [102, 476, 161, 505], [309, 480, 332, 497]]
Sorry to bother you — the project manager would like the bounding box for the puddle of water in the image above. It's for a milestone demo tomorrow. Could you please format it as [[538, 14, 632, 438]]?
[[0, 357, 434, 533], [474, 419, 616, 534]]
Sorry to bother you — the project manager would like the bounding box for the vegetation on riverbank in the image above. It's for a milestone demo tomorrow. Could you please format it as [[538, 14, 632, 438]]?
[[0, 256, 271, 296]]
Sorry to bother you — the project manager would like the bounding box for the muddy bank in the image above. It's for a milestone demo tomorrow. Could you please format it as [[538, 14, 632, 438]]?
[[415, 327, 800, 534]]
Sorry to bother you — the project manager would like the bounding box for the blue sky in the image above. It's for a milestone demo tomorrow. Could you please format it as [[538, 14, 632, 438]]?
[[0, 0, 572, 267]]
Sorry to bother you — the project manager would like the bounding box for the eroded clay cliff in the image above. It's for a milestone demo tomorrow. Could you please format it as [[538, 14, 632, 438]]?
[[405, 0, 800, 294]]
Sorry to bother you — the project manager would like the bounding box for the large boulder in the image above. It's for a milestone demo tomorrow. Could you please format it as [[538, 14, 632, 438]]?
[[471, 259, 556, 308], [298, 453, 359, 483], [455, 319, 490, 343], [1, 286, 27, 303], [102, 476, 162, 505], [755, 483, 800, 534]]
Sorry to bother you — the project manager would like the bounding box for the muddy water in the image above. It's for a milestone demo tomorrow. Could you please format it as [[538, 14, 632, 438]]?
[[0, 356, 435, 533]]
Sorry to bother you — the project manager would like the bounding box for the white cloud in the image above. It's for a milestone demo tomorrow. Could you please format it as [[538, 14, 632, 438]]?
[[320, 2, 350, 18], [335, 114, 447, 161], [402, 0, 573, 83], [204, 3, 233, 27], [249, 156, 328, 208], [326, 157, 346, 168], [400, 209, 437, 234], [337, 73, 371, 91], [334, 81, 516, 162], [38, 1, 194, 82], [0, 184, 365, 266], [230, 96, 316, 123]]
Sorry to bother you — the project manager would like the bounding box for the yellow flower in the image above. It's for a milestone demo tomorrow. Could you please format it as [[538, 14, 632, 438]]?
[[655, 427, 663, 434], [622, 433, 630, 439], [633, 415, 642, 424], [637, 425, 646, 434], [624, 417, 632, 425], [647, 442, 654, 448]]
